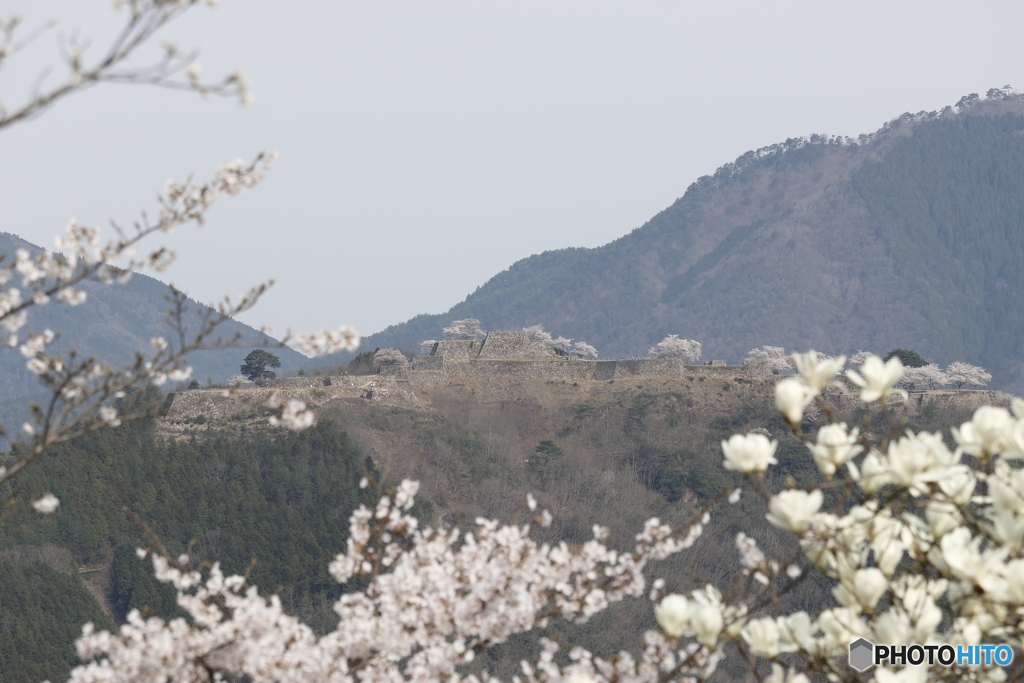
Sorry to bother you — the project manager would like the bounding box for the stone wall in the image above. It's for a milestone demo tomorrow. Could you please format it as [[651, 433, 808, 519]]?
[[412, 356, 445, 371], [433, 340, 481, 360], [261, 376, 355, 390], [476, 331, 556, 359], [612, 358, 686, 379], [378, 364, 411, 378], [362, 387, 419, 408], [407, 370, 449, 385], [682, 360, 771, 379], [163, 373, 414, 422], [395, 355, 768, 383], [459, 359, 598, 382]]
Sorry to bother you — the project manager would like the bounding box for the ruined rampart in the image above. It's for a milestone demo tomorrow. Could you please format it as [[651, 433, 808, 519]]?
[[457, 359, 597, 382], [412, 356, 445, 371], [433, 340, 482, 360], [684, 361, 771, 379], [477, 331, 555, 359]]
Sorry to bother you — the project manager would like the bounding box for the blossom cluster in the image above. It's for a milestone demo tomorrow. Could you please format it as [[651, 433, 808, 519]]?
[[69, 481, 712, 682], [716, 351, 1024, 682], [293, 325, 360, 357], [648, 335, 702, 364], [748, 346, 991, 391]]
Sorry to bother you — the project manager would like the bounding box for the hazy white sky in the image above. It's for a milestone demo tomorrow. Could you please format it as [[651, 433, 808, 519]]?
[[2, 1, 1023, 349]]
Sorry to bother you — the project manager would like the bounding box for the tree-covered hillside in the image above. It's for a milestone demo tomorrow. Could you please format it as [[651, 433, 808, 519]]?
[[337, 92, 1024, 391], [852, 112, 1024, 389], [0, 559, 114, 683], [0, 417, 374, 681]]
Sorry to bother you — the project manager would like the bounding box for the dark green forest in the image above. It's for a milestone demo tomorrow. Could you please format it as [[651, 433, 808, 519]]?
[[852, 112, 1024, 386], [0, 418, 373, 682], [0, 560, 114, 683]]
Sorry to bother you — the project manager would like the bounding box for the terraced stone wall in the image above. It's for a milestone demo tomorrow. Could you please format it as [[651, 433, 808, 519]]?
[[460, 359, 597, 382], [476, 331, 555, 359]]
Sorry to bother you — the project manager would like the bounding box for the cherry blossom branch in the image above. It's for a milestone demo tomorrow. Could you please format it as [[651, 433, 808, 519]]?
[[0, 1, 248, 131]]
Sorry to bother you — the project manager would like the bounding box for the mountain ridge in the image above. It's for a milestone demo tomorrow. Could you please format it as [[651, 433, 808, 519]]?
[[0, 231, 305, 428], [336, 91, 1024, 391]]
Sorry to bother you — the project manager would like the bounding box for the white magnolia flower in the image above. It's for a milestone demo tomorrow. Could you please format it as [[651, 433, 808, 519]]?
[[833, 567, 887, 612], [818, 607, 870, 653], [938, 466, 976, 507], [99, 405, 121, 428], [742, 617, 781, 658], [926, 499, 961, 538], [846, 355, 904, 403], [735, 532, 765, 570], [886, 430, 961, 496], [940, 527, 1008, 592], [856, 449, 891, 495], [791, 350, 846, 392], [267, 399, 315, 430], [871, 512, 908, 576], [1012, 397, 1024, 419], [775, 377, 816, 426], [953, 405, 1018, 460], [766, 490, 823, 534], [1006, 559, 1024, 604], [807, 423, 861, 478], [990, 461, 1024, 514], [654, 594, 690, 638], [690, 601, 723, 648], [293, 325, 360, 356], [776, 612, 815, 653], [721, 433, 778, 474]]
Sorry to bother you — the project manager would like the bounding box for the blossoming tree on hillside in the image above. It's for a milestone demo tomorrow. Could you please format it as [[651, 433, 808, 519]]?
[[746, 345, 793, 372], [649, 335, 702, 363], [902, 364, 948, 390], [373, 347, 408, 366], [444, 318, 486, 339], [525, 324, 598, 357], [945, 361, 992, 390]]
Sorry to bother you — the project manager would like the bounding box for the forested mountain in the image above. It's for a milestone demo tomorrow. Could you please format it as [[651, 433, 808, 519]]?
[[347, 90, 1024, 391], [0, 232, 305, 426], [0, 417, 373, 681]]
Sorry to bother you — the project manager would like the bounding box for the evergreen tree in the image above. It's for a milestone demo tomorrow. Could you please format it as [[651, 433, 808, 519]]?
[[240, 349, 282, 381]]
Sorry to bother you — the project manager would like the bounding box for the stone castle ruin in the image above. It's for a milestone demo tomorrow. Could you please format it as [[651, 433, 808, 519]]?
[[382, 330, 771, 384], [160, 330, 1006, 424]]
